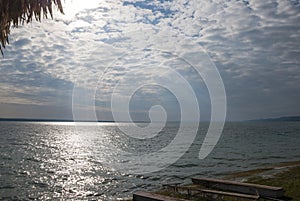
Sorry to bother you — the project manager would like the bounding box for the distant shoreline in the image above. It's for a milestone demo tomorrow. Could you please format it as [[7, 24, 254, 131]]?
[[0, 118, 74, 122], [245, 116, 300, 122], [0, 116, 300, 122], [0, 118, 165, 123], [0, 118, 125, 123]]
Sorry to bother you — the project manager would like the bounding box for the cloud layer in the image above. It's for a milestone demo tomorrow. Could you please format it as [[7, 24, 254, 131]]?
[[0, 0, 299, 121]]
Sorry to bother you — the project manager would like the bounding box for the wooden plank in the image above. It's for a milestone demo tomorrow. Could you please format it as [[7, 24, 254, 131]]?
[[263, 197, 288, 201], [192, 177, 285, 198], [177, 186, 259, 199], [133, 192, 189, 201], [200, 189, 260, 199], [192, 177, 283, 190]]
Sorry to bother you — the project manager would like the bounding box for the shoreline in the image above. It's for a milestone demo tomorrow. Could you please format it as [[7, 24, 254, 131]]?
[[224, 160, 300, 181], [123, 160, 300, 200]]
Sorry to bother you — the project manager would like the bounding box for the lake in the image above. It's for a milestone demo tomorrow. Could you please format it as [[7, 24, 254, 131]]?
[[0, 121, 299, 200]]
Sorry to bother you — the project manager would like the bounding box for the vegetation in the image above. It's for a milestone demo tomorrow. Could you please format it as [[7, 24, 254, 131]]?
[[247, 165, 300, 200], [153, 161, 300, 201], [225, 161, 300, 180], [0, 0, 64, 55], [122, 162, 300, 200]]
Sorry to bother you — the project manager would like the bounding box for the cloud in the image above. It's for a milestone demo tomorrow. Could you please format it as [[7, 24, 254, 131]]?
[[0, 0, 299, 120]]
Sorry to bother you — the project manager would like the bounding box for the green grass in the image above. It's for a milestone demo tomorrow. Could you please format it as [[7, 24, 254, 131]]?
[[121, 162, 300, 201], [246, 165, 300, 200], [156, 187, 210, 201], [155, 163, 300, 201]]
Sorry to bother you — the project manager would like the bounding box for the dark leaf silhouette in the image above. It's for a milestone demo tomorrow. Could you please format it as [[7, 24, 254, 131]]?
[[0, 0, 64, 55]]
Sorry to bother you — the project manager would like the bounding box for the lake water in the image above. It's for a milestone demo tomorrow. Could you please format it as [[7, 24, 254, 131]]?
[[0, 121, 299, 200]]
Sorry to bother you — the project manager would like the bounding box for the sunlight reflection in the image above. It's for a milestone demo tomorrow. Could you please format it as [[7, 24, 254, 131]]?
[[40, 123, 115, 198], [35, 122, 76, 126]]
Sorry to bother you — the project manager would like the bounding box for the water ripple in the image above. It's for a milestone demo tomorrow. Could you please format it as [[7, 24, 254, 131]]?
[[0, 122, 299, 200]]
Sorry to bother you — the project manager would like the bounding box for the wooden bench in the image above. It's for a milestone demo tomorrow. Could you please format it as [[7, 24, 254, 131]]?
[[174, 186, 259, 200], [133, 191, 189, 201], [199, 188, 260, 199], [191, 177, 285, 198]]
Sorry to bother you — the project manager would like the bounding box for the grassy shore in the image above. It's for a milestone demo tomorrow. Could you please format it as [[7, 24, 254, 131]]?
[[122, 161, 300, 201], [246, 164, 300, 200], [134, 161, 300, 201]]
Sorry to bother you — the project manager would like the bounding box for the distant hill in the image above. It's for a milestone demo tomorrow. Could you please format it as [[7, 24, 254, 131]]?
[[0, 118, 74, 122], [247, 116, 300, 122], [0, 118, 134, 123]]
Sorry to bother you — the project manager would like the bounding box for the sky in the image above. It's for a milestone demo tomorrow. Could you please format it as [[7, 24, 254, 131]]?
[[0, 0, 299, 121]]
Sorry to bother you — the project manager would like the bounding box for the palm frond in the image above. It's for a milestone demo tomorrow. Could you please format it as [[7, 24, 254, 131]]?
[[0, 0, 64, 55]]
